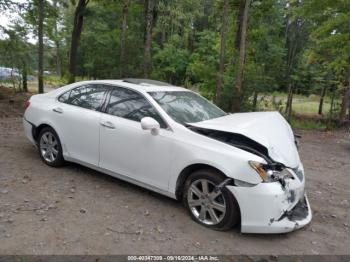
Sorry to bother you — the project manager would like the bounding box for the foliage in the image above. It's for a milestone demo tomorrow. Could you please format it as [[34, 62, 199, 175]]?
[[152, 34, 190, 85], [0, 0, 349, 123], [186, 30, 219, 98]]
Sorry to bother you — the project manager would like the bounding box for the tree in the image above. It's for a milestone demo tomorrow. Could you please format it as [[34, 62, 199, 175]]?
[[143, 0, 156, 78], [68, 0, 89, 83], [0, 26, 34, 92], [1, 0, 347, 126], [37, 0, 44, 93], [186, 31, 218, 98], [302, 0, 350, 123], [17, 0, 60, 91], [46, 0, 65, 77], [119, 0, 130, 77], [243, 0, 286, 111], [214, 0, 229, 104], [283, 0, 309, 120], [340, 60, 350, 123], [232, 0, 251, 112], [152, 35, 190, 84]]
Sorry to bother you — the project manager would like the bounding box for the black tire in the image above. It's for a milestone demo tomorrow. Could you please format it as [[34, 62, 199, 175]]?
[[37, 127, 65, 167], [183, 169, 240, 231]]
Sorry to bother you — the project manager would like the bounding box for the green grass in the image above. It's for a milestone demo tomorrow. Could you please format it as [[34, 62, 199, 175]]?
[[289, 118, 327, 130], [43, 75, 68, 87], [256, 92, 346, 130], [292, 100, 331, 115], [258, 92, 336, 116]]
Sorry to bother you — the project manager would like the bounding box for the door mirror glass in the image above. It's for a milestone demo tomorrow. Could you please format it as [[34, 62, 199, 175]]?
[[141, 117, 160, 136]]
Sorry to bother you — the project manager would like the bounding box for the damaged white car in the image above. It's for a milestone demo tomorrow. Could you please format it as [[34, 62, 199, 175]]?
[[23, 79, 312, 233]]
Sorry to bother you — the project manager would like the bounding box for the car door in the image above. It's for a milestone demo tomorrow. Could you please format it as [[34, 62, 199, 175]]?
[[99, 87, 174, 191], [51, 84, 108, 166]]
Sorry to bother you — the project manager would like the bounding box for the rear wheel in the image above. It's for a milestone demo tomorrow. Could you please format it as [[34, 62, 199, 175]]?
[[38, 127, 65, 167], [183, 169, 239, 231]]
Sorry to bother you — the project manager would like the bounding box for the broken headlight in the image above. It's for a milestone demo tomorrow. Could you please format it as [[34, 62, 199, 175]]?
[[248, 161, 294, 183]]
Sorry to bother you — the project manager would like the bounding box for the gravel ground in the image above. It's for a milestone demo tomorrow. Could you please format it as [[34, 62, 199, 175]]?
[[0, 90, 349, 255]]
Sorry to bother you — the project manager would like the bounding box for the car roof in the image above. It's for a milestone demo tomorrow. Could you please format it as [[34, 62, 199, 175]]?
[[45, 79, 191, 98], [72, 79, 188, 93]]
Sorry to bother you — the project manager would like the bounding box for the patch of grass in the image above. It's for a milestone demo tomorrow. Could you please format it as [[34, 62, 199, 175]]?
[[258, 92, 337, 116], [43, 75, 68, 87], [292, 101, 331, 115], [290, 118, 327, 130]]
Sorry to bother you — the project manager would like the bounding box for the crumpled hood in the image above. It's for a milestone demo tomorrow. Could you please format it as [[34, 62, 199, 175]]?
[[189, 111, 300, 168]]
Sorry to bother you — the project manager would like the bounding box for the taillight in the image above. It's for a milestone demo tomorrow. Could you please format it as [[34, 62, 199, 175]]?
[[24, 100, 31, 110]]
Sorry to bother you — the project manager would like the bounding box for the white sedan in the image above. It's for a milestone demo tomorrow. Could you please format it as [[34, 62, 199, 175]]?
[[23, 79, 312, 233]]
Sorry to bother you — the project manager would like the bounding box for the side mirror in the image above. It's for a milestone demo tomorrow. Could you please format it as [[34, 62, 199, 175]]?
[[141, 117, 160, 136]]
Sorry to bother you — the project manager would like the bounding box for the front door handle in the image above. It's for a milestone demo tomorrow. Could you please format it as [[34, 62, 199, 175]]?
[[100, 121, 115, 129], [52, 107, 63, 114]]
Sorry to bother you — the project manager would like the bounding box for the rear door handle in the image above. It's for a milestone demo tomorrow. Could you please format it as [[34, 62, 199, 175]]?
[[100, 121, 115, 129], [52, 107, 63, 114]]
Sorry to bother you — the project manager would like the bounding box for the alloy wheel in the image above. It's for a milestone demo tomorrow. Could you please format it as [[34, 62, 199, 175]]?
[[39, 131, 59, 163], [187, 179, 227, 225]]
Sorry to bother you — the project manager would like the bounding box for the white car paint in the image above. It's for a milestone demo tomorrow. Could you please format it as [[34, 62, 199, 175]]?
[[23, 79, 312, 233], [189, 112, 300, 168], [99, 113, 175, 190]]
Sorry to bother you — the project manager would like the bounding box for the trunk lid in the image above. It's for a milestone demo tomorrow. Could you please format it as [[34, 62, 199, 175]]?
[[189, 111, 300, 168]]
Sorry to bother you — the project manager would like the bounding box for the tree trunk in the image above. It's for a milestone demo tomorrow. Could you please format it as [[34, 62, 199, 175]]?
[[119, 0, 129, 78], [68, 0, 89, 84], [10, 68, 17, 91], [143, 0, 155, 78], [329, 85, 335, 118], [325, 85, 336, 128], [231, 0, 250, 112], [318, 85, 326, 115], [234, 0, 245, 50], [252, 90, 258, 110], [189, 24, 195, 53], [286, 82, 294, 121], [284, 31, 298, 114], [38, 0, 44, 94], [22, 64, 27, 92], [284, 2, 305, 116], [55, 41, 61, 77], [214, 0, 229, 105], [285, 82, 291, 114], [160, 26, 166, 48], [53, 0, 61, 77], [339, 63, 350, 124]]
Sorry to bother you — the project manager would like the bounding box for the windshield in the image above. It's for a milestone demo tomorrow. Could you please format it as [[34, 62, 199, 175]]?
[[148, 91, 226, 125]]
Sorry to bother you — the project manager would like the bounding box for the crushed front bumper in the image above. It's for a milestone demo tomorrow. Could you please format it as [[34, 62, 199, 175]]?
[[227, 173, 312, 234]]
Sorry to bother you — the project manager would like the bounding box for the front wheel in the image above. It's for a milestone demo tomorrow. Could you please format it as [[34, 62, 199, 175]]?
[[38, 127, 65, 167], [183, 169, 240, 231]]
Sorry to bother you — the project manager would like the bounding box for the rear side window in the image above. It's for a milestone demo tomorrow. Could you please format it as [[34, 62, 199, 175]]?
[[106, 87, 167, 128], [58, 85, 108, 111]]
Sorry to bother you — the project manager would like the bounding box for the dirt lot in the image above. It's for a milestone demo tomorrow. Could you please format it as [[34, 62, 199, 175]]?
[[0, 88, 349, 255]]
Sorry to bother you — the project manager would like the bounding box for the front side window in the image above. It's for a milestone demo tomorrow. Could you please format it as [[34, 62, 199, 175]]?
[[106, 87, 166, 128], [58, 85, 108, 111], [58, 90, 70, 103], [149, 91, 226, 125]]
